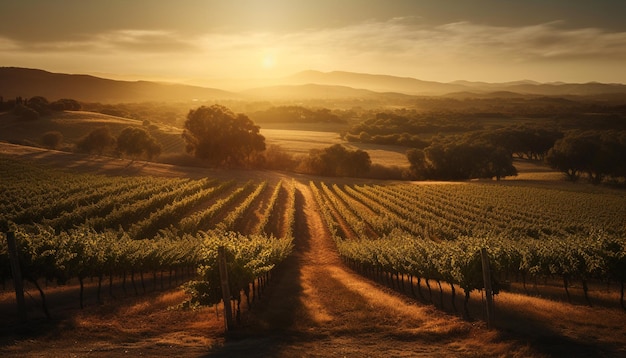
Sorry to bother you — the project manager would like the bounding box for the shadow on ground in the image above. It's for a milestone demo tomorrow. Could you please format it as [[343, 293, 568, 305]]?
[[203, 188, 315, 357]]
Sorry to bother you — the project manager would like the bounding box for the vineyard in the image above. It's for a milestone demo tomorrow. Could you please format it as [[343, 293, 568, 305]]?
[[2, 148, 626, 356], [309, 181, 626, 313], [0, 155, 296, 319]]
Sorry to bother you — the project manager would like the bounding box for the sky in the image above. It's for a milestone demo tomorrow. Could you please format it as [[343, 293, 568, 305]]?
[[1, 0, 626, 86]]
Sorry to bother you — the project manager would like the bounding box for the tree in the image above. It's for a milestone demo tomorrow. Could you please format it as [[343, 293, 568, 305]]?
[[40, 131, 64, 149], [182, 105, 265, 167], [26, 96, 51, 115], [50, 98, 81, 111], [116, 127, 162, 160], [75, 127, 116, 155], [261, 144, 297, 171], [486, 147, 517, 180], [407, 140, 517, 181], [547, 131, 626, 184], [406, 148, 428, 179], [13, 104, 40, 120], [304, 144, 371, 177]]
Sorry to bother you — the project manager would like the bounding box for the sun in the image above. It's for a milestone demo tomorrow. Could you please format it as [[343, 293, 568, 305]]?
[[261, 54, 276, 69]]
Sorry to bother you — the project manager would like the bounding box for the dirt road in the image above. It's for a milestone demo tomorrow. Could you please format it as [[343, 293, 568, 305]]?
[[206, 182, 515, 357]]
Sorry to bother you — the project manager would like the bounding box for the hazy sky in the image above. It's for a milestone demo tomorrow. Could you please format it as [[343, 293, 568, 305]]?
[[1, 0, 626, 85]]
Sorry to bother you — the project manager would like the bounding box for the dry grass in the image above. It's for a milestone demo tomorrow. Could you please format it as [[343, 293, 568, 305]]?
[[495, 290, 626, 353], [0, 288, 224, 357], [261, 128, 411, 168]]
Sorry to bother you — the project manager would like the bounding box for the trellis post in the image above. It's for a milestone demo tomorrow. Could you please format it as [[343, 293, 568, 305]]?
[[6, 231, 27, 322], [480, 248, 495, 329], [218, 246, 234, 331]]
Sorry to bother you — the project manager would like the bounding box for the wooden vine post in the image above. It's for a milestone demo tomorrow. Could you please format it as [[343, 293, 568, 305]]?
[[480, 248, 495, 329], [6, 231, 27, 322], [217, 246, 234, 331]]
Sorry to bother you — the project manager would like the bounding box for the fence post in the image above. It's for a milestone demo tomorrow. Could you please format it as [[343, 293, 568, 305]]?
[[217, 246, 234, 331], [6, 231, 27, 322], [480, 248, 494, 329]]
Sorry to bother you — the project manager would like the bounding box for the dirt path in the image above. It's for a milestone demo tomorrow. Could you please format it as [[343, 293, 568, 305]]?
[[207, 182, 518, 357]]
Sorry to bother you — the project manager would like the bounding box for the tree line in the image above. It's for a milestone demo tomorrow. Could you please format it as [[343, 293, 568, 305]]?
[[0, 96, 81, 120], [546, 130, 626, 184], [249, 105, 346, 124], [4, 96, 624, 183], [71, 126, 162, 160]]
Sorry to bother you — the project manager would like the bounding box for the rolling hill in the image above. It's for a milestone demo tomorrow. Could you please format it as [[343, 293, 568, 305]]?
[[0, 67, 238, 103], [2, 67, 626, 105], [280, 70, 467, 95], [240, 83, 415, 101], [280, 70, 626, 97], [0, 110, 186, 155]]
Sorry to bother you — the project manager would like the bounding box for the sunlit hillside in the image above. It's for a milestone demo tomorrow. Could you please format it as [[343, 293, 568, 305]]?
[[0, 110, 185, 154]]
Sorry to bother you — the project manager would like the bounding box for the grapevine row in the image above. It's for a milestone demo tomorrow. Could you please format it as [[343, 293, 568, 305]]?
[[314, 181, 626, 310]]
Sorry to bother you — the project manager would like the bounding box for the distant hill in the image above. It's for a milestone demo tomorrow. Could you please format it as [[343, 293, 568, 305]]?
[[242, 83, 389, 100], [281, 70, 467, 95], [0, 67, 238, 103], [282, 70, 626, 97], [2, 67, 626, 104]]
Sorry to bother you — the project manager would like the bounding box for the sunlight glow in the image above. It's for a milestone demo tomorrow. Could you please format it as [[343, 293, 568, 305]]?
[[1, 2, 625, 83], [262, 54, 276, 69]]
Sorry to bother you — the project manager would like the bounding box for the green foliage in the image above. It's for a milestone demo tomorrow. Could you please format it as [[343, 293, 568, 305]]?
[[182, 104, 266, 167], [50, 98, 81, 111], [40, 131, 64, 149], [0, 157, 296, 312], [302, 144, 371, 177], [260, 144, 298, 171], [1, 224, 203, 287], [181, 230, 293, 308], [4, 94, 74, 118], [311, 179, 626, 307], [116, 126, 162, 160], [546, 130, 626, 184], [250, 105, 346, 124], [13, 103, 40, 120], [75, 126, 116, 155], [346, 111, 481, 146], [407, 140, 517, 180], [486, 126, 562, 160], [26, 96, 51, 115]]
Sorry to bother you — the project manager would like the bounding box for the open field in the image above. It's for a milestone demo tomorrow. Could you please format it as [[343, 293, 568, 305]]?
[[1, 142, 625, 357], [0, 111, 410, 168], [262, 128, 410, 168]]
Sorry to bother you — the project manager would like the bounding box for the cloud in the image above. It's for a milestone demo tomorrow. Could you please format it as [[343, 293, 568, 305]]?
[[190, 18, 626, 76], [95, 30, 196, 53], [315, 19, 626, 62], [1, 29, 195, 54], [2, 17, 626, 82], [0, 36, 19, 51]]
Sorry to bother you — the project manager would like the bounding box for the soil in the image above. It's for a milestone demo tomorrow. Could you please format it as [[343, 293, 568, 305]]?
[[1, 142, 622, 357]]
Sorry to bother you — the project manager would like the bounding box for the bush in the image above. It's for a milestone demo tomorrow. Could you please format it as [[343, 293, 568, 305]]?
[[13, 104, 40, 121], [40, 131, 64, 149], [260, 144, 297, 171], [50, 99, 81, 111], [116, 127, 162, 160], [301, 144, 371, 177], [75, 127, 116, 155]]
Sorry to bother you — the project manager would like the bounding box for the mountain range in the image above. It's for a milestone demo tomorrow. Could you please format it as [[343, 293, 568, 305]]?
[[1, 67, 626, 104]]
